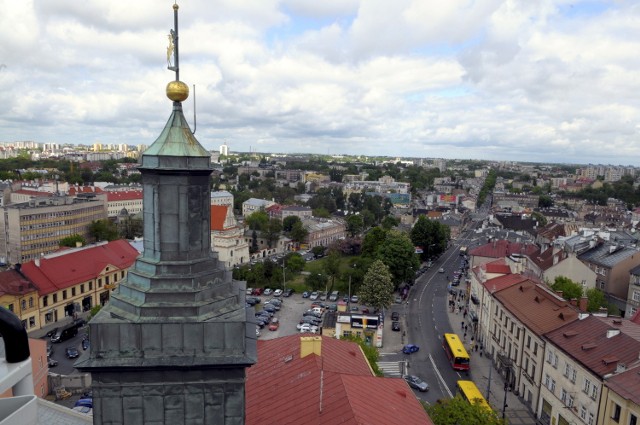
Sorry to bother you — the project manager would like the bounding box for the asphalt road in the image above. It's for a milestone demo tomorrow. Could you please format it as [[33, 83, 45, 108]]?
[[46, 325, 90, 375]]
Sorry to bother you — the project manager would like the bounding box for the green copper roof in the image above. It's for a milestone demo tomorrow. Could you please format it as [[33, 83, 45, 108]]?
[[143, 104, 210, 158]]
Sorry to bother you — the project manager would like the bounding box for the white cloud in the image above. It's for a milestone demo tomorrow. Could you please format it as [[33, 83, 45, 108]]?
[[0, 0, 638, 165]]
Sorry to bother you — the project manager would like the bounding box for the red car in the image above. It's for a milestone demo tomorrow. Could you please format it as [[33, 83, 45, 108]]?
[[251, 288, 263, 296], [268, 318, 280, 331]]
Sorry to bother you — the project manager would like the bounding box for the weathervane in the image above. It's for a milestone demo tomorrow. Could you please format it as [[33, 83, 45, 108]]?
[[167, 2, 179, 80], [165, 2, 189, 104]]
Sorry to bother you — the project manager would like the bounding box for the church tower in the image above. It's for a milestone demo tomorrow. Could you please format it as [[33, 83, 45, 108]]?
[[76, 4, 256, 424]]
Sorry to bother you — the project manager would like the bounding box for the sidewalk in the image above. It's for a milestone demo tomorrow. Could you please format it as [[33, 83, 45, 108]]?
[[445, 283, 537, 425]]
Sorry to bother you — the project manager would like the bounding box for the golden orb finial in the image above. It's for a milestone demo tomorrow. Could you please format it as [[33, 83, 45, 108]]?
[[166, 80, 189, 102]]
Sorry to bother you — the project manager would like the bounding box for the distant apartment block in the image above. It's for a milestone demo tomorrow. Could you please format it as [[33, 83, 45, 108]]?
[[210, 190, 234, 208], [302, 217, 346, 248], [0, 195, 107, 264], [242, 198, 276, 217], [343, 175, 410, 197], [105, 190, 143, 217], [280, 205, 312, 221]]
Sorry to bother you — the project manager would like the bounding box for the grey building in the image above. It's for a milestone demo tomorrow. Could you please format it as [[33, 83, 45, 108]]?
[[76, 5, 256, 424]]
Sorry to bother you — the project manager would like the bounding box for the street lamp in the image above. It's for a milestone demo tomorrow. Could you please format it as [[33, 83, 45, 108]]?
[[282, 259, 286, 293]]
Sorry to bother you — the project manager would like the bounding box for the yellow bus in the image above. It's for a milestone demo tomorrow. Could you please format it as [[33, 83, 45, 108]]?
[[456, 380, 492, 412], [442, 333, 470, 371]]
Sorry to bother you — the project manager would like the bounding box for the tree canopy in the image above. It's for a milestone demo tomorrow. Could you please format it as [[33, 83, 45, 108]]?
[[426, 395, 506, 425], [550, 276, 583, 301], [358, 260, 394, 312], [410, 216, 450, 260], [377, 230, 420, 286]]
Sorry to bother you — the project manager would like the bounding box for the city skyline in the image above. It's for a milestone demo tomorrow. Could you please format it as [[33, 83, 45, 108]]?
[[1, 1, 639, 166]]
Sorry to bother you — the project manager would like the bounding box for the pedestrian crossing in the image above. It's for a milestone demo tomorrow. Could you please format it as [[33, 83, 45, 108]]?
[[378, 361, 404, 377]]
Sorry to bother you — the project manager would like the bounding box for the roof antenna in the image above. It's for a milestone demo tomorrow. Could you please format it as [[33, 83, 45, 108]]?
[[192, 84, 197, 134]]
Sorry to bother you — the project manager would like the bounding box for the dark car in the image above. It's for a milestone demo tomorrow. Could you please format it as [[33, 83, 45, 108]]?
[[283, 288, 294, 297], [246, 297, 261, 306], [404, 375, 429, 392], [65, 346, 80, 359], [48, 358, 58, 368], [302, 291, 310, 298], [391, 312, 400, 321], [262, 304, 277, 313], [392, 321, 401, 331], [82, 336, 90, 351], [46, 344, 54, 358], [402, 344, 419, 354]]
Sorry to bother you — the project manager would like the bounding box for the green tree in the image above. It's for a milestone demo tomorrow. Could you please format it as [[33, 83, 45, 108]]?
[[538, 195, 553, 208], [59, 234, 86, 247], [88, 219, 119, 242], [410, 216, 448, 260], [531, 211, 547, 227], [324, 249, 342, 293], [586, 288, 605, 312], [289, 221, 308, 244], [283, 216, 301, 232], [305, 272, 328, 291], [313, 207, 331, 218], [346, 215, 364, 237], [381, 215, 399, 230], [284, 253, 305, 273], [550, 276, 583, 301], [341, 334, 382, 375], [359, 260, 394, 312], [245, 210, 269, 231], [378, 230, 420, 286], [311, 246, 327, 258], [426, 395, 505, 425], [263, 218, 283, 248], [361, 226, 387, 258]]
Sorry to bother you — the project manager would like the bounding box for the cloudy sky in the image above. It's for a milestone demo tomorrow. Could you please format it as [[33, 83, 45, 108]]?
[[1, 1, 639, 165]]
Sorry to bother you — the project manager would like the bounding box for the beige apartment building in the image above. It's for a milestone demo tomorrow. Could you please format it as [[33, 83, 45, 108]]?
[[0, 195, 107, 265], [598, 364, 640, 425]]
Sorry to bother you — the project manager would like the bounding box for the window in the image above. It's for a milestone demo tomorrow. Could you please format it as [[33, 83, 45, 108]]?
[[89, 281, 93, 290], [591, 385, 597, 400], [29, 297, 33, 308], [630, 413, 637, 425], [71, 287, 76, 296], [583, 378, 591, 394], [580, 406, 587, 420], [571, 369, 577, 383], [547, 351, 553, 363], [45, 312, 53, 323], [567, 395, 574, 408], [53, 293, 58, 302], [531, 364, 536, 379], [21, 300, 26, 310], [62, 290, 67, 300], [8, 304, 13, 312], [561, 389, 568, 404], [527, 335, 531, 348], [589, 412, 594, 425], [544, 374, 550, 387], [29, 316, 35, 327], [98, 278, 102, 288], [43, 296, 48, 307], [612, 403, 621, 422], [633, 291, 640, 302], [80, 284, 84, 294], [534, 342, 538, 355], [564, 363, 570, 378]]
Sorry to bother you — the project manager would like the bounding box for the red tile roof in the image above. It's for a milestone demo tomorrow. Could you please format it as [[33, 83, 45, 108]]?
[[469, 239, 538, 259], [484, 259, 511, 274], [604, 364, 640, 405], [20, 240, 139, 295], [482, 273, 529, 294], [106, 191, 143, 201], [246, 335, 432, 425], [595, 316, 640, 342], [545, 316, 640, 378], [13, 189, 52, 197], [210, 205, 228, 231], [494, 280, 579, 336], [0, 269, 37, 296]]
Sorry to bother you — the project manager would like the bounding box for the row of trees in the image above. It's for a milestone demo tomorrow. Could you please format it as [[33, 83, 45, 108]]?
[[550, 276, 618, 315]]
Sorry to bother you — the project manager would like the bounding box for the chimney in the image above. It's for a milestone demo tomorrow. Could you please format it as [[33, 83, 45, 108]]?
[[607, 329, 621, 338], [556, 291, 563, 299], [569, 298, 577, 306], [579, 296, 588, 312], [300, 336, 322, 358]]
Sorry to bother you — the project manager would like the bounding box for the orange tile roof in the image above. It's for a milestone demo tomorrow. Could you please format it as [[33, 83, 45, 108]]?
[[604, 364, 640, 405], [20, 240, 139, 295], [494, 280, 579, 335], [482, 273, 529, 294], [0, 269, 37, 296], [13, 189, 52, 197], [246, 335, 432, 425], [210, 205, 228, 231]]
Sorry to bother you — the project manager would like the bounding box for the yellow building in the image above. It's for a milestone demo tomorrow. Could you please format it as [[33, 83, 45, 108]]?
[[0, 269, 41, 331], [598, 364, 640, 425], [321, 311, 384, 348]]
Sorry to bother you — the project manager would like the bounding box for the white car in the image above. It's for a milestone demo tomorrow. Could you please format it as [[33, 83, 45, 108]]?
[[299, 324, 319, 334], [309, 291, 319, 300], [438, 268, 445, 273], [350, 295, 359, 303], [264, 288, 273, 296], [273, 289, 283, 297]]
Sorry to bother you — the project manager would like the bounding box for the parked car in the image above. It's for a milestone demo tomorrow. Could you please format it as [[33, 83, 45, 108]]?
[[283, 288, 294, 297], [262, 304, 277, 313], [438, 268, 445, 273], [251, 288, 263, 296], [82, 336, 90, 351], [350, 295, 359, 303], [392, 321, 401, 332], [361, 307, 370, 314], [299, 323, 318, 333], [302, 291, 310, 298], [402, 344, 419, 354], [51, 323, 81, 343], [74, 398, 93, 408], [65, 346, 80, 359], [246, 288, 253, 295], [47, 344, 54, 358], [404, 375, 429, 392], [268, 318, 280, 331], [309, 291, 319, 300], [48, 358, 58, 368], [329, 291, 340, 302], [319, 292, 327, 301], [303, 310, 322, 318], [273, 289, 283, 297], [391, 312, 400, 321], [394, 295, 402, 304], [263, 288, 273, 296]]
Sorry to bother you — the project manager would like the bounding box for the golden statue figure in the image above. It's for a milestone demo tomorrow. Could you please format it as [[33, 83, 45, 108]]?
[[167, 30, 175, 68]]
